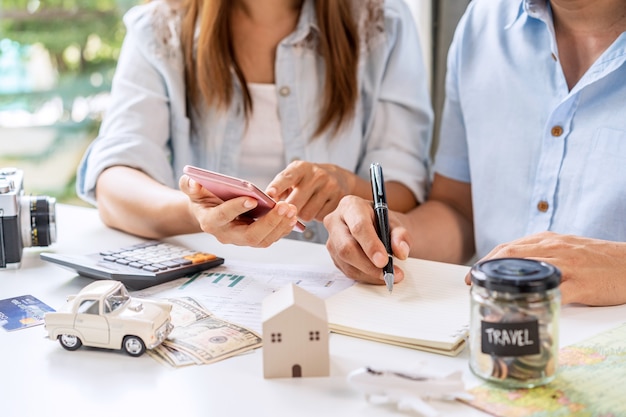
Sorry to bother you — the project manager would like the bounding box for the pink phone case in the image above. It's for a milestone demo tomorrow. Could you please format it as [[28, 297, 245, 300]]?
[[183, 165, 305, 232]]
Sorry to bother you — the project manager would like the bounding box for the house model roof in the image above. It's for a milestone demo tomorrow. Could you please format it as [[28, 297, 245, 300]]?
[[262, 283, 327, 322]]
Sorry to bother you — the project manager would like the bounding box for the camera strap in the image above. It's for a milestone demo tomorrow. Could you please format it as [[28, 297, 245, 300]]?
[[0, 209, 6, 268]]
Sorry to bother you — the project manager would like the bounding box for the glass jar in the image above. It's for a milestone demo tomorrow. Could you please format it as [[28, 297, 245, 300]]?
[[469, 258, 561, 388]]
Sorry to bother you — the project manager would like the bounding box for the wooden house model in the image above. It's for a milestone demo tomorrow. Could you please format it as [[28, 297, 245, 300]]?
[[262, 283, 330, 378]]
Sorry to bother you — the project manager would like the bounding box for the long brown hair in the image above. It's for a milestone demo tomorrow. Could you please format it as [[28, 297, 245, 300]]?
[[180, 0, 359, 137]]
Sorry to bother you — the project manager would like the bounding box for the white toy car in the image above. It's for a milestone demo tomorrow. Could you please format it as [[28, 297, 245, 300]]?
[[44, 280, 173, 357]]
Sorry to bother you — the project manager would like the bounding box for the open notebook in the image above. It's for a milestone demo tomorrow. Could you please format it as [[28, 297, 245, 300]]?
[[326, 257, 471, 356]]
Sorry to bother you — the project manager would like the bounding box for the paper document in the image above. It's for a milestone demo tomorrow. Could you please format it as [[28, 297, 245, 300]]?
[[326, 257, 471, 356], [135, 260, 355, 334]]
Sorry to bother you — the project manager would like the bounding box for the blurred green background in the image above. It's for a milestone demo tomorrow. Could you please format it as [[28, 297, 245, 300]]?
[[0, 0, 138, 205]]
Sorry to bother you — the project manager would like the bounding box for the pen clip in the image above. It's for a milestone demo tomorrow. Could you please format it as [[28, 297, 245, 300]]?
[[369, 163, 387, 209]]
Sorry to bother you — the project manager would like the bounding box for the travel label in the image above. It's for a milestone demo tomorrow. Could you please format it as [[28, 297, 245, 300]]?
[[481, 320, 540, 356]]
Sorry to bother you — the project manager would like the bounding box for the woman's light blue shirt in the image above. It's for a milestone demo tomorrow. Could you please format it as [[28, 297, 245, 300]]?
[[76, 0, 433, 244], [434, 0, 626, 258]]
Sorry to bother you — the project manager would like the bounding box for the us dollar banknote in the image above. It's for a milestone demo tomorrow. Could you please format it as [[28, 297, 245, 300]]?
[[148, 297, 262, 367]]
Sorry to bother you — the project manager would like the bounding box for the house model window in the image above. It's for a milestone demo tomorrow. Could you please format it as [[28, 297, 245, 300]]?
[[262, 283, 330, 379]]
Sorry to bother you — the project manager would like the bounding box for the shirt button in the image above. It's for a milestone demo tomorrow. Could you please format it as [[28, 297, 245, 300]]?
[[303, 230, 315, 240], [551, 52, 557, 61], [551, 126, 563, 137], [279, 86, 291, 97], [537, 201, 549, 212]]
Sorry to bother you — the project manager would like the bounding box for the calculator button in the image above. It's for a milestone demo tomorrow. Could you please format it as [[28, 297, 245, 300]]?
[[184, 253, 218, 264], [103, 256, 117, 262], [171, 258, 193, 266], [142, 265, 160, 272], [115, 259, 131, 265], [129, 262, 144, 268]]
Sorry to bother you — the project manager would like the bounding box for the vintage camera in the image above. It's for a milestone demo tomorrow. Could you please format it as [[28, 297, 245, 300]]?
[[0, 167, 57, 268]]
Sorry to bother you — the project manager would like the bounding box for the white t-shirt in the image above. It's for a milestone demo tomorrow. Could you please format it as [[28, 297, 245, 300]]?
[[236, 83, 285, 190]]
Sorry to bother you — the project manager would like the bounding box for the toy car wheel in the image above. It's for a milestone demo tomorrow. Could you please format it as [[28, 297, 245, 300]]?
[[123, 335, 146, 357], [58, 334, 82, 351]]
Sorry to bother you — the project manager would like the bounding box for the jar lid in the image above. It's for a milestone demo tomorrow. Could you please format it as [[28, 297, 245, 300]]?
[[470, 258, 561, 293]]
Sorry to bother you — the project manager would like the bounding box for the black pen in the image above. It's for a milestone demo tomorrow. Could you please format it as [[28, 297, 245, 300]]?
[[369, 163, 394, 294]]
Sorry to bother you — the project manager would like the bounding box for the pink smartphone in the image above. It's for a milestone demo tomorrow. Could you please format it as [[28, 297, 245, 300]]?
[[183, 165, 305, 232]]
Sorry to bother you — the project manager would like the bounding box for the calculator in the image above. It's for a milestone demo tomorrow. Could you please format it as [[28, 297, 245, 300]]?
[[40, 241, 224, 290]]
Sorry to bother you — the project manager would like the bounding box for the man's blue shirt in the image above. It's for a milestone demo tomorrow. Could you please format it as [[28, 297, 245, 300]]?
[[434, 0, 626, 257]]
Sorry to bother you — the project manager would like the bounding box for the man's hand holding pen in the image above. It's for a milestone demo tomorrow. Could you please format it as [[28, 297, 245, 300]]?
[[370, 163, 397, 293], [324, 163, 412, 288], [324, 194, 409, 286]]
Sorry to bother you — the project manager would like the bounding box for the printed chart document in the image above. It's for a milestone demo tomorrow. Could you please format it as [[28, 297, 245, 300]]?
[[326, 257, 471, 356], [135, 260, 354, 334]]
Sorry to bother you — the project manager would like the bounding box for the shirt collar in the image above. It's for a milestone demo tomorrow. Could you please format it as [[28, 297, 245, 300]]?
[[524, 0, 551, 19], [505, 0, 551, 29], [281, 0, 320, 46]]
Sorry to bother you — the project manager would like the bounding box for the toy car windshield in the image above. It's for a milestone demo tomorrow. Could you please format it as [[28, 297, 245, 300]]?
[[105, 286, 130, 313]]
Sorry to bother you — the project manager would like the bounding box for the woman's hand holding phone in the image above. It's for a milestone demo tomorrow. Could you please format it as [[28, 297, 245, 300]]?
[[179, 166, 303, 247]]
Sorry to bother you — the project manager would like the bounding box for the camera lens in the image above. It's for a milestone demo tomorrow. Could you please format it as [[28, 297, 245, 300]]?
[[20, 196, 57, 248]]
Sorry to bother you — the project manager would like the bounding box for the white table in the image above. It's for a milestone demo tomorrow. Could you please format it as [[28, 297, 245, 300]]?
[[1, 204, 624, 417]]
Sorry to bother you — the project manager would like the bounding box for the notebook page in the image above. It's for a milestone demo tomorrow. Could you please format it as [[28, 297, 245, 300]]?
[[326, 257, 471, 354]]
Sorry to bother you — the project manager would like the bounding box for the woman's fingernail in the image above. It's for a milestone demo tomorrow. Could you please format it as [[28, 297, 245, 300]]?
[[244, 199, 256, 208]]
